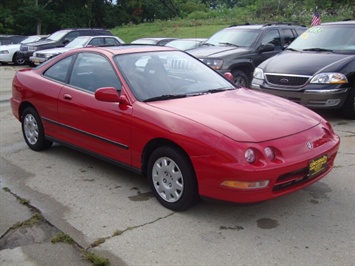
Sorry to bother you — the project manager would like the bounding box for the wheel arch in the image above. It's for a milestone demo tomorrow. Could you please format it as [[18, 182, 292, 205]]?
[[230, 63, 255, 83], [19, 101, 36, 120], [141, 138, 195, 178]]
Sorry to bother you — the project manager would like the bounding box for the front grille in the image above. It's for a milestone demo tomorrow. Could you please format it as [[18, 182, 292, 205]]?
[[20, 46, 28, 52], [266, 74, 310, 87], [273, 153, 336, 192]]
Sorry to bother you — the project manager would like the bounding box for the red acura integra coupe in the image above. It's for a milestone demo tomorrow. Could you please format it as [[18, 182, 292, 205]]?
[[11, 45, 340, 211]]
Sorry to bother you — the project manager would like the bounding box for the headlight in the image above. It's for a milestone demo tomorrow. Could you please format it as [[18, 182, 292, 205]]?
[[200, 58, 223, 70], [253, 67, 264, 80], [28, 46, 38, 52], [0, 50, 9, 54], [45, 53, 59, 58], [245, 148, 256, 164], [310, 73, 347, 84]]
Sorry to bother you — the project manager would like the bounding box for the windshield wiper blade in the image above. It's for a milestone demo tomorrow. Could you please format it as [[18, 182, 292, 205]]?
[[285, 47, 299, 51], [143, 94, 187, 102], [203, 87, 236, 94], [219, 42, 239, 47], [303, 48, 334, 52], [202, 43, 215, 46]]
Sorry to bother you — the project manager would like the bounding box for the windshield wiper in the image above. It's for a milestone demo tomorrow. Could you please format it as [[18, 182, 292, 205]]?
[[285, 47, 299, 51], [219, 42, 239, 47], [303, 48, 334, 52], [143, 94, 187, 102], [202, 43, 215, 46]]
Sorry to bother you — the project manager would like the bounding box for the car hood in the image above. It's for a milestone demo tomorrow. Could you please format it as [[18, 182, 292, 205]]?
[[188, 46, 249, 58], [0, 44, 20, 50], [39, 47, 72, 54], [148, 88, 321, 142], [259, 51, 353, 75], [25, 39, 56, 47]]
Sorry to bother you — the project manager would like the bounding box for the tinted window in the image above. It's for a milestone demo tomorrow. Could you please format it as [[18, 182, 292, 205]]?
[[261, 29, 281, 47], [64, 31, 80, 43], [43, 56, 73, 82], [281, 29, 296, 46], [69, 52, 121, 92], [88, 38, 104, 46]]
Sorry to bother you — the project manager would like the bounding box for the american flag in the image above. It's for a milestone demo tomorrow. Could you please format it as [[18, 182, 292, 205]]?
[[311, 7, 321, 26]]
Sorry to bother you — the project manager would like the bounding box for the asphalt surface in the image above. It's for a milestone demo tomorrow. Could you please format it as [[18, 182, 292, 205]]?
[[0, 65, 354, 266]]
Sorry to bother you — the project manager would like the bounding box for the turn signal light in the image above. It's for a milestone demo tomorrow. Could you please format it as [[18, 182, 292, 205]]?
[[221, 180, 269, 190]]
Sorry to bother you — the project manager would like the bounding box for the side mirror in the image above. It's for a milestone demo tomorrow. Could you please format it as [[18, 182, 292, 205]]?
[[258, 43, 275, 53], [223, 72, 233, 81], [95, 87, 123, 102]]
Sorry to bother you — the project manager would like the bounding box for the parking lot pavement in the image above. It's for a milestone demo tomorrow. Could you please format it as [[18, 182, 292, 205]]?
[[1, 65, 354, 266]]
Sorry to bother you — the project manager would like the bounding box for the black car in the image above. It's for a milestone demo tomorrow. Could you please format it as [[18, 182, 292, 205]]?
[[188, 23, 307, 87], [18, 28, 113, 65], [251, 20, 355, 119]]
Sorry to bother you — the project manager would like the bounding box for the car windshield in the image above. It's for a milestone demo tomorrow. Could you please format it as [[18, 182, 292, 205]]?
[[205, 29, 259, 47], [47, 30, 71, 41], [21, 36, 41, 44], [115, 51, 236, 101], [289, 25, 355, 53], [65, 37, 91, 48]]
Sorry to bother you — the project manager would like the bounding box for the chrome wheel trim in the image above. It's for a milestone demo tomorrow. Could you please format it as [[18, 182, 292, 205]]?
[[152, 156, 184, 203], [23, 114, 39, 145]]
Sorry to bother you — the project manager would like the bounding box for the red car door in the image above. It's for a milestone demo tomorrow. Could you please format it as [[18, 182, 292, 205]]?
[[57, 52, 133, 166]]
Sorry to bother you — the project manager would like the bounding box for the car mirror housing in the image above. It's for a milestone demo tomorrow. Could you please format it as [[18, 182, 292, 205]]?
[[95, 87, 121, 102], [223, 72, 233, 81], [259, 43, 274, 53]]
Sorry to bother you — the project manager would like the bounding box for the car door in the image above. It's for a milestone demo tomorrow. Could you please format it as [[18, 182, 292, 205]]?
[[57, 52, 133, 165], [254, 29, 282, 66]]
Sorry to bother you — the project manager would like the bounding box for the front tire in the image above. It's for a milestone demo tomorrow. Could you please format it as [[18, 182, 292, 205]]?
[[21, 107, 53, 151], [341, 85, 355, 119], [13, 53, 26, 65], [232, 70, 249, 87], [147, 146, 198, 211]]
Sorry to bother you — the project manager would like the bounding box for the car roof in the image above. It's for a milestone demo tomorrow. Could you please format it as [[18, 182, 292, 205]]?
[[227, 22, 306, 30], [71, 44, 177, 56], [320, 20, 355, 25]]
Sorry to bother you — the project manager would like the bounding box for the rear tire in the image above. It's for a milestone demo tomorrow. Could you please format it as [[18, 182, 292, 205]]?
[[21, 107, 53, 151], [147, 146, 198, 211]]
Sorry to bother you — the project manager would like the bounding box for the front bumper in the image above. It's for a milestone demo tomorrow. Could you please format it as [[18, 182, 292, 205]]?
[[193, 125, 340, 204], [251, 80, 351, 110], [0, 53, 12, 63], [29, 56, 47, 65]]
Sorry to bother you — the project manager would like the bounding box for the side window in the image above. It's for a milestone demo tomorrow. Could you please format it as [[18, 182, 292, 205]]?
[[261, 29, 281, 48], [69, 52, 121, 92], [43, 55, 73, 82], [105, 38, 120, 45], [281, 29, 297, 46], [63, 31, 80, 44], [88, 38, 104, 46]]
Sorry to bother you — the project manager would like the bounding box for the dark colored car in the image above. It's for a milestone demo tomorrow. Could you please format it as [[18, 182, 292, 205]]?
[[131, 37, 177, 46], [18, 28, 113, 64], [11, 45, 339, 211], [251, 20, 355, 119], [0, 35, 27, 45], [188, 23, 307, 87]]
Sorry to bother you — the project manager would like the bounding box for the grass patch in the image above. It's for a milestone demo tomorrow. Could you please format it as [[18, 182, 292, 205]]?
[[12, 213, 45, 229], [91, 238, 106, 247], [84, 251, 110, 266], [51, 232, 75, 244]]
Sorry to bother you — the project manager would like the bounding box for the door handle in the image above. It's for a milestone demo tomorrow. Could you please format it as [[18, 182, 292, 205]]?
[[63, 94, 72, 100]]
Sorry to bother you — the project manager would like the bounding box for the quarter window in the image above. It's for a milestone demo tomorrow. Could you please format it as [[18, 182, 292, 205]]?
[[43, 55, 73, 82]]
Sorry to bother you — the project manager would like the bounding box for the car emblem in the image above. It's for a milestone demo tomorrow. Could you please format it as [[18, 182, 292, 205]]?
[[280, 78, 289, 84], [307, 142, 313, 149]]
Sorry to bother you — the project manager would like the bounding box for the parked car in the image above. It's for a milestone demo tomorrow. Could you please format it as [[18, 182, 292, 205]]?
[[30, 35, 124, 65], [11, 45, 339, 211], [131, 37, 176, 46], [18, 28, 113, 65], [0, 35, 48, 65], [251, 20, 355, 119], [188, 22, 307, 87], [166, 38, 207, 51], [0, 35, 27, 45]]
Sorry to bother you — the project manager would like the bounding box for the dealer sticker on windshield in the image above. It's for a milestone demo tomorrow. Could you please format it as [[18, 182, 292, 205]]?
[[309, 154, 328, 178]]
